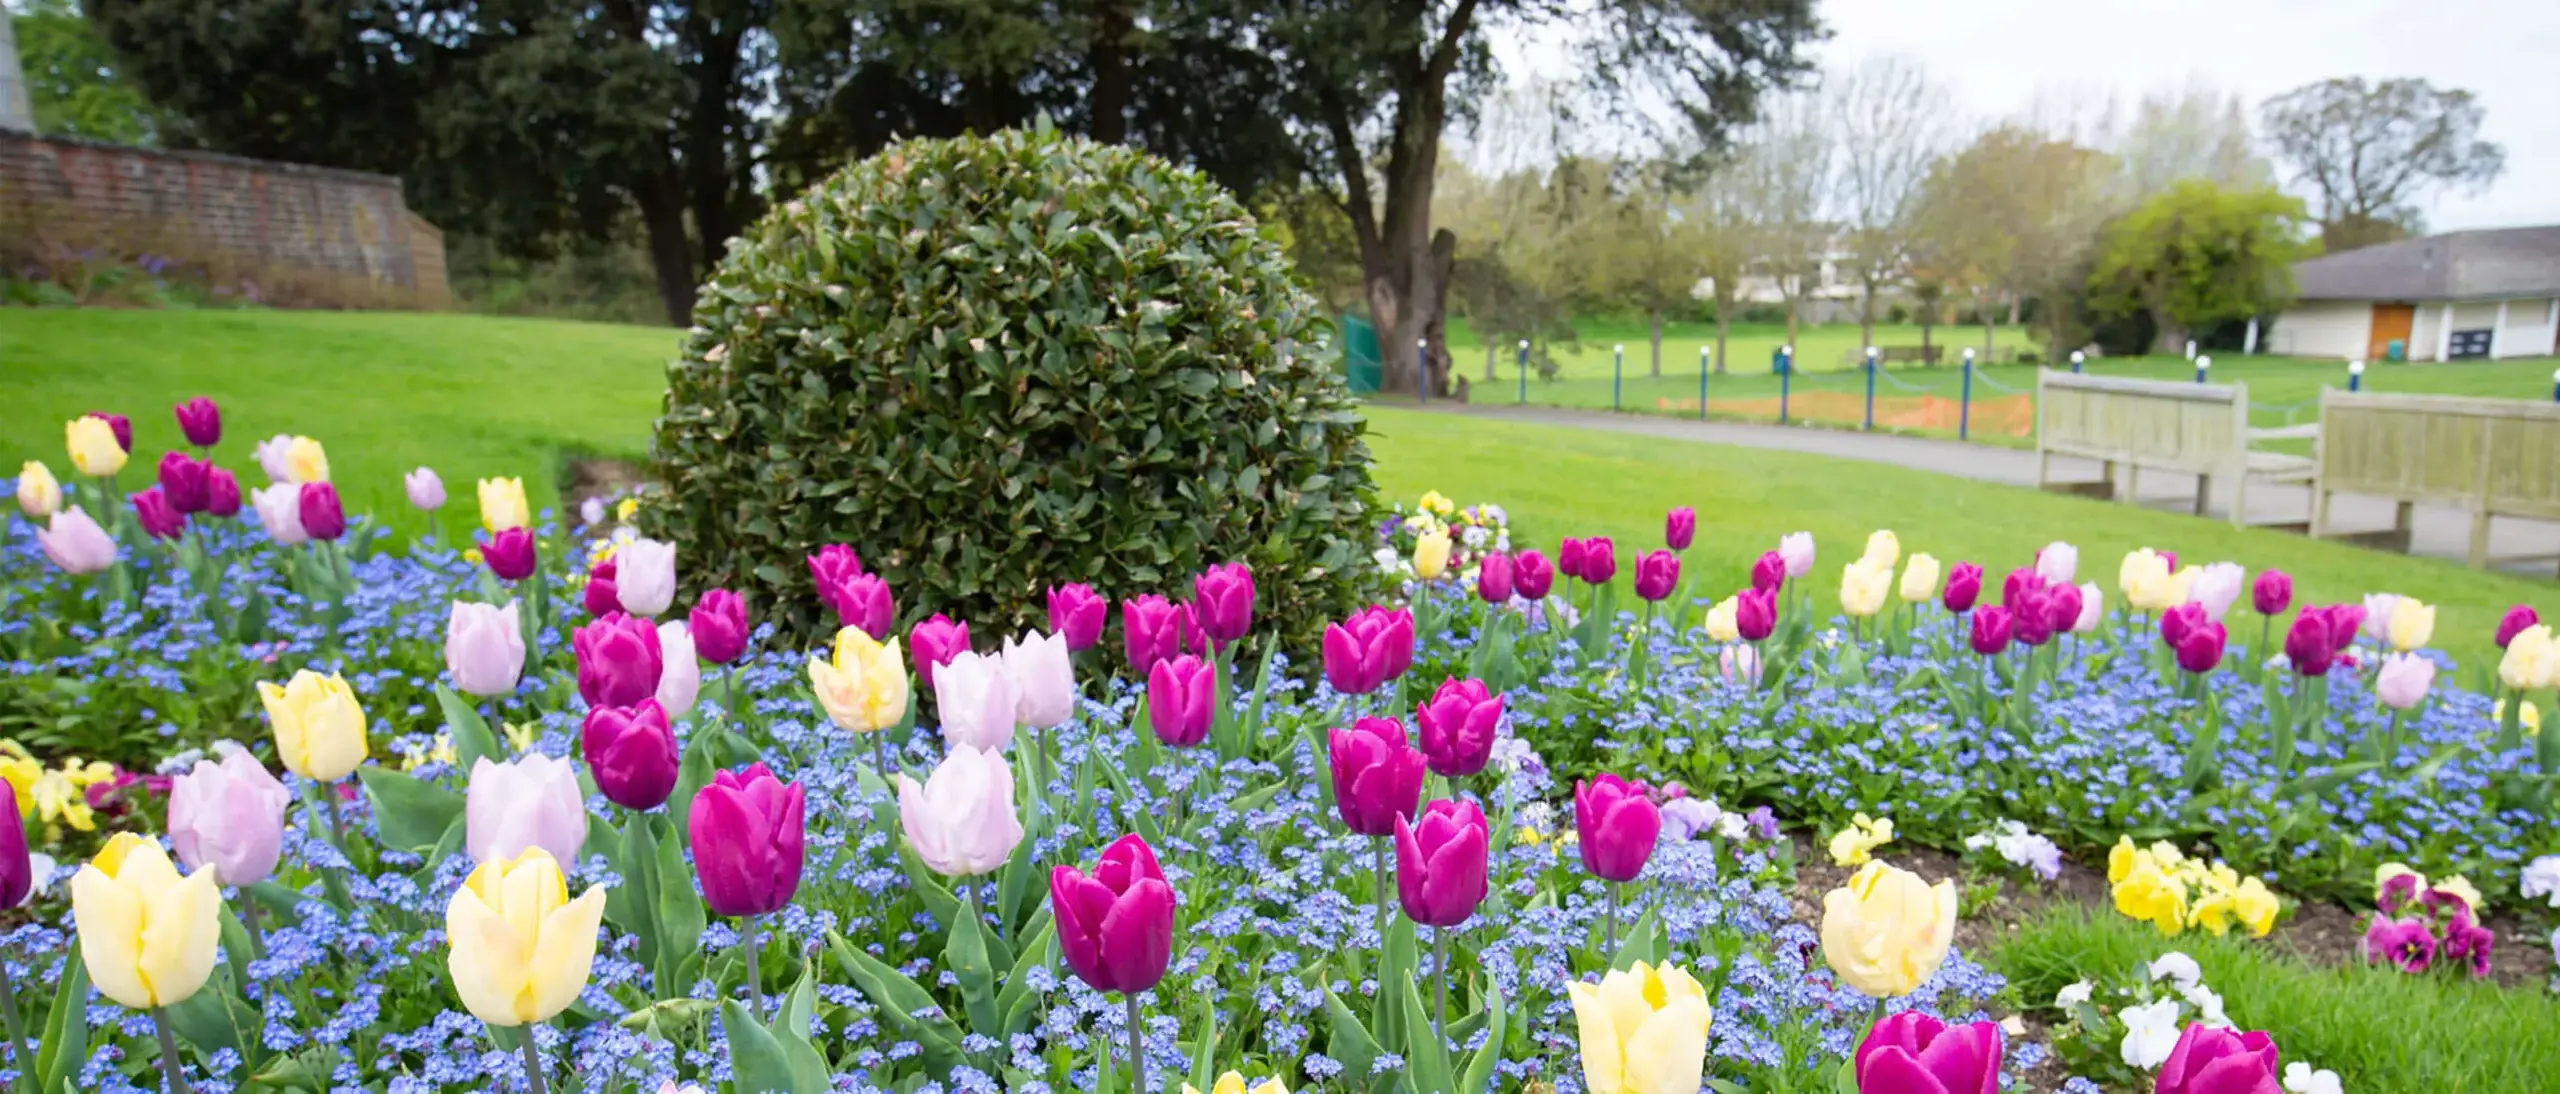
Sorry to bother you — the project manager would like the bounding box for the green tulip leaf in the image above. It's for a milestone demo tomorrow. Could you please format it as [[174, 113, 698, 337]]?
[[827, 931, 966, 1076], [434, 684, 503, 773], [1457, 981, 1507, 1094], [653, 823, 706, 990], [1610, 907, 1661, 972], [1186, 999, 1222, 1094], [35, 939, 88, 1094], [996, 832, 1038, 940], [1398, 971, 1457, 1094], [896, 843, 963, 930], [722, 1000, 824, 1094], [1372, 916, 1416, 1054], [996, 918, 1057, 1036], [1833, 1054, 1862, 1094], [605, 817, 664, 961], [356, 767, 465, 855], [1322, 989, 1393, 1094], [669, 724, 724, 845], [943, 896, 1003, 1036]]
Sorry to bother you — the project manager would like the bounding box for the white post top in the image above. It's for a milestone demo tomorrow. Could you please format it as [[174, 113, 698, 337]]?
[[1865, 345, 1878, 356], [1517, 339, 1528, 349], [1962, 347, 1975, 361], [2198, 356, 2213, 370], [2185, 340, 2198, 359], [1781, 344, 1794, 355], [1615, 344, 1624, 354], [1417, 339, 1427, 348], [2070, 350, 2085, 363], [2349, 360, 2365, 375]]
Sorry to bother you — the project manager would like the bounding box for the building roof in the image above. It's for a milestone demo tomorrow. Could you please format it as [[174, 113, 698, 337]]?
[[2294, 225, 2560, 302]]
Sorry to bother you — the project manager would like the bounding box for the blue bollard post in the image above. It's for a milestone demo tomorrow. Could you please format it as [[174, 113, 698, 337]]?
[[1960, 347, 1975, 441], [1862, 345, 1878, 431], [2070, 350, 2085, 374], [1778, 344, 1794, 424], [2349, 360, 2364, 392], [2195, 355, 2211, 384], [1517, 339, 1529, 405], [1416, 339, 1429, 405], [1698, 346, 1710, 420], [1613, 343, 1624, 412]]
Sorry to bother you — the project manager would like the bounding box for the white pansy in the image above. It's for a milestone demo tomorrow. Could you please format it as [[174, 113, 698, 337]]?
[[2119, 999, 2183, 1069], [2146, 952, 2203, 991]]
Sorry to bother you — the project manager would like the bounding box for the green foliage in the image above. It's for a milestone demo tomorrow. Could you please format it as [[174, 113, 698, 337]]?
[[649, 125, 1380, 650], [2087, 181, 2309, 349], [12, 0, 172, 143]]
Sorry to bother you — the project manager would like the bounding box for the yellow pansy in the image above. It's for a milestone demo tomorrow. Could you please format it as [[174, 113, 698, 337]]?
[[2112, 855, 2188, 936]]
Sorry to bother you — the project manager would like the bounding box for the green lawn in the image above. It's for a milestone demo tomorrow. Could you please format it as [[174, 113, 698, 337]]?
[[1991, 907, 2560, 1093], [5, 307, 2548, 669]]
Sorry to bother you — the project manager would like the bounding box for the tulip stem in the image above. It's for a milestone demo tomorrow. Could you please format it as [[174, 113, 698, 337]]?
[[1372, 838, 1388, 946], [151, 1007, 192, 1094], [741, 913, 765, 1019], [0, 958, 31, 1094], [518, 1025, 549, 1094], [1432, 925, 1449, 1044], [324, 784, 349, 850], [875, 731, 893, 784], [1124, 992, 1147, 1094], [1606, 882, 1619, 953], [242, 897, 268, 961]]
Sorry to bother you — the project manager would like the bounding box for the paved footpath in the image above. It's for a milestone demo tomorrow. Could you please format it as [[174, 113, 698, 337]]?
[[1423, 402, 2560, 579]]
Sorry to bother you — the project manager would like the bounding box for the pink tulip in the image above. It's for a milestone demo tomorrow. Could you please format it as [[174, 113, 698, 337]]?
[[1322, 606, 1414, 696], [690, 764, 806, 917], [1122, 594, 1186, 678], [807, 543, 864, 608], [2151, 1023, 2281, 1094], [157, 451, 210, 514], [1328, 717, 1424, 837], [573, 611, 664, 709], [583, 556, 621, 617], [168, 747, 290, 887], [1969, 605, 2012, 655], [1513, 550, 1554, 600], [582, 700, 681, 811], [1574, 774, 1660, 883], [405, 466, 445, 510], [1394, 799, 1488, 927], [896, 746, 1024, 877], [908, 613, 971, 693], [2188, 562, 2245, 624], [1736, 588, 1776, 642], [446, 600, 527, 697], [1581, 536, 1618, 584], [132, 487, 186, 541], [837, 572, 896, 640], [1557, 537, 1589, 582], [1047, 583, 1108, 651], [2033, 541, 2078, 586], [38, 506, 118, 574], [2252, 570, 2292, 616], [464, 754, 588, 866], [1416, 677, 1502, 777], [1191, 562, 1255, 646], [1751, 550, 1787, 594], [935, 649, 1019, 751], [1002, 629, 1077, 730], [172, 396, 222, 448], [1147, 654, 1215, 747], [2374, 653, 2434, 710], [205, 466, 241, 517], [1779, 531, 1815, 578], [1854, 1012, 2001, 1094], [2175, 620, 2227, 675], [1050, 834, 1175, 994], [1633, 549, 1680, 602], [1665, 506, 1696, 551], [481, 527, 538, 582], [690, 588, 750, 665], [0, 784, 26, 909]]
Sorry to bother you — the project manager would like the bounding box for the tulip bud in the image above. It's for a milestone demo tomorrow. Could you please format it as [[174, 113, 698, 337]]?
[[2039, 582, 2083, 639], [1394, 799, 1489, 927], [1569, 961, 1715, 1094], [478, 476, 531, 533], [71, 833, 222, 1009], [1046, 583, 1108, 651], [446, 600, 528, 697], [247, 482, 305, 546], [1942, 561, 1983, 613], [573, 611, 665, 709], [1853, 1013, 2002, 1094], [2249, 569, 2293, 617], [131, 487, 186, 541], [1735, 588, 1776, 643], [1476, 551, 1515, 603], [37, 506, 119, 574], [1328, 717, 1424, 837], [1820, 859, 1956, 997], [2034, 541, 2078, 585], [65, 415, 128, 477], [1750, 550, 1787, 594], [656, 620, 701, 720], [908, 613, 971, 693], [582, 700, 681, 810], [832, 571, 895, 640], [1050, 834, 1175, 994], [1899, 553, 1942, 604], [156, 451, 210, 514], [465, 753, 588, 865], [1575, 774, 1661, 883], [690, 764, 807, 917], [2152, 1024, 2281, 1094], [253, 434, 296, 483], [690, 588, 750, 665], [2388, 597, 2435, 652], [1002, 629, 1077, 730], [582, 555, 621, 617], [283, 436, 329, 484], [2010, 588, 2055, 648], [173, 396, 222, 448], [1192, 562, 1256, 645], [1779, 531, 1815, 578], [897, 746, 1024, 877], [2188, 562, 2245, 624], [1633, 549, 1680, 602], [1416, 677, 1502, 777], [1581, 536, 1618, 585], [2375, 653, 2434, 711], [1840, 560, 1892, 618], [1862, 529, 1901, 569], [1557, 537, 1588, 582], [445, 847, 607, 1026], [2496, 605, 2540, 649], [1664, 506, 1696, 551], [807, 544, 864, 594], [1122, 594, 1187, 678], [1147, 654, 1216, 747], [15, 460, 61, 519], [481, 527, 539, 582], [204, 466, 241, 517], [2498, 626, 2555, 692], [297, 482, 345, 541], [1969, 605, 2013, 655], [1513, 549, 1554, 600], [810, 626, 911, 734], [406, 467, 446, 510], [168, 747, 290, 888], [1412, 528, 1452, 580], [2285, 611, 2336, 677], [258, 669, 368, 782], [614, 537, 678, 618], [2325, 603, 2367, 653], [936, 649, 1019, 751], [2175, 620, 2227, 675], [1323, 606, 1414, 696]]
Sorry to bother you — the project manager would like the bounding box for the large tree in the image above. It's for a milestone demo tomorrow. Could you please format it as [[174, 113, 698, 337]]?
[[1267, 0, 1819, 395], [10, 0, 172, 142], [1825, 55, 1948, 352], [1913, 126, 2116, 360], [2260, 77, 2505, 253], [2087, 180, 2307, 354]]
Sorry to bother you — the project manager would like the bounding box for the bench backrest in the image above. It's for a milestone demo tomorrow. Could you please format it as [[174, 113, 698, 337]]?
[[2317, 390, 2560, 520], [2036, 369, 2249, 474]]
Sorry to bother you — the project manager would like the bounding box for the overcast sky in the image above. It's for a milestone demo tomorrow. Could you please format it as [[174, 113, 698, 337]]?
[[1816, 0, 2558, 230]]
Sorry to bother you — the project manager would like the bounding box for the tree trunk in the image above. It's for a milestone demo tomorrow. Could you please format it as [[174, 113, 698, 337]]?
[[1088, 0, 1131, 142], [1981, 291, 1998, 360], [1713, 289, 1733, 374], [1920, 316, 1934, 365], [1859, 276, 1877, 356], [1649, 309, 1663, 377], [1784, 291, 1800, 354], [1484, 339, 1497, 381], [632, 155, 697, 326], [683, 19, 745, 278]]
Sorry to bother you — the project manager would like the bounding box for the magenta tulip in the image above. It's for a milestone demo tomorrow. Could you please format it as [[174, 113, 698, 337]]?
[[2284, 611, 2335, 676], [2252, 569, 2292, 616], [2162, 602, 2204, 648], [1942, 562, 1983, 613], [573, 610, 665, 709], [1665, 506, 1696, 551], [1513, 550, 1554, 600], [89, 410, 133, 454], [689, 764, 805, 917], [1557, 537, 1589, 582], [481, 527, 538, 582], [205, 466, 241, 517], [173, 396, 222, 448], [1122, 594, 1186, 678], [2001, 567, 2045, 608], [2158, 550, 2180, 573], [132, 487, 185, 541], [1051, 834, 1175, 994], [2040, 581, 2082, 637], [1192, 562, 1255, 646], [835, 572, 895, 640], [1573, 774, 1660, 883], [1416, 677, 1502, 777], [908, 613, 970, 693], [1476, 551, 1515, 603], [1394, 799, 1489, 927], [1581, 536, 1618, 584], [2322, 604, 2364, 653], [2496, 604, 2539, 649], [1747, 550, 1785, 594], [1969, 605, 2013, 655], [2011, 587, 2055, 647], [296, 482, 345, 542], [1854, 1012, 2001, 1094], [156, 451, 210, 514], [0, 783, 27, 910], [1323, 606, 1415, 696], [807, 543, 864, 602], [690, 588, 750, 665], [583, 556, 620, 617], [1147, 654, 1216, 747], [1633, 549, 1680, 602], [1048, 582, 1108, 651], [2152, 1023, 2281, 1094], [2175, 621, 2228, 675], [1736, 587, 1777, 642], [1329, 717, 1425, 836], [582, 700, 681, 810]]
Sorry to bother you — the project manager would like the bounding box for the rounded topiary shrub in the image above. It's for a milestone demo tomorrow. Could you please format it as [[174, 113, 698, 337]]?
[[650, 124, 1379, 656]]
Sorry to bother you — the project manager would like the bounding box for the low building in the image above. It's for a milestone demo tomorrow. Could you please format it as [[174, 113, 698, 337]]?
[[2267, 225, 2559, 362]]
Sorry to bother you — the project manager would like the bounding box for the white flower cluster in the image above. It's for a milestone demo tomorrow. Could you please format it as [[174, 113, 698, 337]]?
[[1962, 818, 2062, 881]]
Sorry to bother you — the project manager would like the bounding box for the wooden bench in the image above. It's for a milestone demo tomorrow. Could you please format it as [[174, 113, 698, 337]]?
[[2310, 391, 2560, 570], [2033, 370, 2316, 528]]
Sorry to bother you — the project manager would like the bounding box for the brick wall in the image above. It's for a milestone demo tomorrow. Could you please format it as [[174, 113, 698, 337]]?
[[0, 131, 448, 305]]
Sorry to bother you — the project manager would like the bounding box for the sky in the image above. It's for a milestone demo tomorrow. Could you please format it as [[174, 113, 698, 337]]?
[[1814, 0, 2557, 230]]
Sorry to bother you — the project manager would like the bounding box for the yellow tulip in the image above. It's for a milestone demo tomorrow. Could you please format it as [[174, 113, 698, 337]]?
[[65, 416, 127, 478], [478, 477, 532, 533], [1898, 553, 1941, 604], [1412, 528, 1452, 580], [1820, 860, 1956, 998], [1183, 1073, 1290, 1094], [2118, 549, 2174, 612], [1839, 560, 1891, 618], [16, 461, 61, 519], [810, 627, 911, 733], [1568, 961, 1715, 1094], [445, 846, 608, 1027], [2386, 598, 2434, 652], [258, 669, 370, 782], [284, 436, 330, 484], [70, 833, 223, 1010], [1703, 597, 1740, 643], [1861, 529, 1900, 569]]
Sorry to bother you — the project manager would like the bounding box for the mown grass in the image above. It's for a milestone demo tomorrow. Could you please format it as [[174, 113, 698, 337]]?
[[1990, 906, 2560, 1093]]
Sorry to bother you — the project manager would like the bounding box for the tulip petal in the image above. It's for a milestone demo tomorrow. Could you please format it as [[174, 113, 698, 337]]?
[[1621, 995, 1712, 1094], [527, 886, 609, 1023], [1567, 980, 1625, 1094], [1859, 1045, 1953, 1094], [446, 879, 529, 1026], [136, 865, 223, 1008], [70, 864, 154, 1009]]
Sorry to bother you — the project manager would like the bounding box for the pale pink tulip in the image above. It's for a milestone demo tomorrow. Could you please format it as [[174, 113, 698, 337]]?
[[896, 746, 1024, 877], [36, 506, 117, 574], [168, 745, 290, 887], [1002, 629, 1076, 730], [934, 649, 1018, 751], [465, 754, 589, 866], [446, 601, 527, 697]]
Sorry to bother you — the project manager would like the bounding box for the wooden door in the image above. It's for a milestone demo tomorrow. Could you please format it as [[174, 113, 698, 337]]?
[[2368, 303, 2416, 361]]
